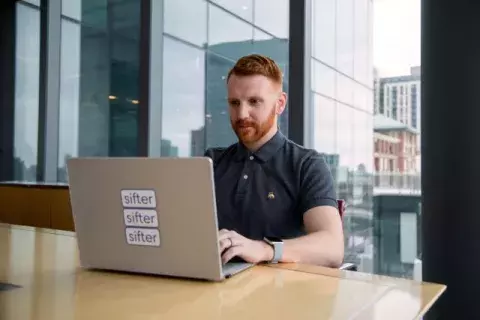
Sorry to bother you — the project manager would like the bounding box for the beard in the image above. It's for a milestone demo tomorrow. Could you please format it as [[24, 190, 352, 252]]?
[[231, 106, 276, 145]]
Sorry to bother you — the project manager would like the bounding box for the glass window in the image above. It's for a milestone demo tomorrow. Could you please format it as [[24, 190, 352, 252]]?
[[336, 0, 354, 76], [14, 3, 40, 181], [354, 83, 372, 112], [24, 0, 40, 6], [161, 37, 206, 157], [367, 0, 374, 87], [164, 0, 207, 47], [253, 29, 289, 136], [353, 110, 372, 173], [253, 29, 289, 73], [58, 20, 81, 182], [336, 73, 354, 106], [335, 103, 354, 169], [354, 0, 368, 85], [62, 0, 81, 20], [254, 0, 289, 38], [312, 0, 335, 66], [208, 4, 253, 60], [312, 61, 336, 99], [205, 52, 236, 149], [253, 28, 272, 42], [211, 0, 253, 22], [313, 94, 336, 154], [77, 0, 141, 158]]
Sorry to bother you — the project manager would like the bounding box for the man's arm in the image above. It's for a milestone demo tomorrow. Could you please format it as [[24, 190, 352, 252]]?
[[280, 153, 344, 268], [217, 152, 344, 267]]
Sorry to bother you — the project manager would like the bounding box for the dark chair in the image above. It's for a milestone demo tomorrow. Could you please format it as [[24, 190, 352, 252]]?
[[337, 199, 358, 271]]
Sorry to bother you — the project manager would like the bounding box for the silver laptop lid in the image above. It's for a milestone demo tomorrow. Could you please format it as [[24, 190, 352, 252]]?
[[67, 157, 224, 281]]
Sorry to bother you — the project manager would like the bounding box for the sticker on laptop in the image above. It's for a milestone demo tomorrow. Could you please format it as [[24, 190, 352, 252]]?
[[121, 189, 156, 209], [125, 227, 160, 247], [123, 209, 158, 228]]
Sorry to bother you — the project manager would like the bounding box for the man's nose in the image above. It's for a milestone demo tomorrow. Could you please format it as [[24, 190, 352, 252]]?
[[237, 105, 249, 120]]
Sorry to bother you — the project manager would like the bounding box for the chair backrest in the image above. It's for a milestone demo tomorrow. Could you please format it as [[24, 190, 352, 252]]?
[[337, 199, 346, 221]]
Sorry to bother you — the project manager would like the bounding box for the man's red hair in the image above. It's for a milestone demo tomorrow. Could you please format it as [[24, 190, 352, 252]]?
[[227, 54, 283, 87]]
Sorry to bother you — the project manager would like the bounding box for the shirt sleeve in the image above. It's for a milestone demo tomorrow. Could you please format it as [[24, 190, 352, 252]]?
[[204, 148, 213, 158], [298, 152, 338, 215]]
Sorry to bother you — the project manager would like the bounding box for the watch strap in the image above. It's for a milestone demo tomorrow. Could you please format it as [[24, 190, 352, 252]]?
[[264, 237, 283, 263]]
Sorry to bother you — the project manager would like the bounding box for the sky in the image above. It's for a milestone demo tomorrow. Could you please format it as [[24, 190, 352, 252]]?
[[373, 0, 421, 77]]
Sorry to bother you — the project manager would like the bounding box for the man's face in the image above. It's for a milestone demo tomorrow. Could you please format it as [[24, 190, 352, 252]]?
[[227, 74, 287, 144]]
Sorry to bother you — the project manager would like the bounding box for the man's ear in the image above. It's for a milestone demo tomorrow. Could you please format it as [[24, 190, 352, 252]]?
[[276, 92, 288, 115]]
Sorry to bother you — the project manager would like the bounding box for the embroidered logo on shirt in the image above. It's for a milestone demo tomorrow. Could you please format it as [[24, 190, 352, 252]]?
[[267, 192, 275, 200]]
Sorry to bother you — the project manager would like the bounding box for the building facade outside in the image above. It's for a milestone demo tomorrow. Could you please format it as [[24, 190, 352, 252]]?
[[376, 66, 421, 129], [372, 67, 422, 280], [374, 114, 419, 174], [375, 66, 422, 171], [1, 0, 383, 276]]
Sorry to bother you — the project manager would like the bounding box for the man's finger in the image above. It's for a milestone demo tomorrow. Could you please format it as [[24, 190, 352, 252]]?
[[219, 238, 231, 252], [219, 229, 229, 236], [218, 230, 237, 242], [222, 245, 243, 264]]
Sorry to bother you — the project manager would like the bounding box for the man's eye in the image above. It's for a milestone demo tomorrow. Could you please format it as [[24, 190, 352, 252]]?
[[229, 100, 240, 107], [249, 99, 259, 105]]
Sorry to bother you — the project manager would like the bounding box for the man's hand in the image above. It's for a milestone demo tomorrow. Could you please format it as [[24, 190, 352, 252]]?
[[218, 229, 273, 264]]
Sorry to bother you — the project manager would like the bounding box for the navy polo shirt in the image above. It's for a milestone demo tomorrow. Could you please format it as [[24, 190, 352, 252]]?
[[204, 131, 337, 241]]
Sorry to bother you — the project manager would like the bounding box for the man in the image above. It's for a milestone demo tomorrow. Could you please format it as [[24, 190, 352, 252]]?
[[204, 54, 344, 268]]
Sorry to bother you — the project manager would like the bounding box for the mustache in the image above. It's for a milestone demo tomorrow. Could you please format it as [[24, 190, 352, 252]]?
[[234, 120, 257, 128]]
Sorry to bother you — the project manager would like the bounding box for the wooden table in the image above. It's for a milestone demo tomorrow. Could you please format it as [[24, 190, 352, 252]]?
[[0, 223, 445, 320]]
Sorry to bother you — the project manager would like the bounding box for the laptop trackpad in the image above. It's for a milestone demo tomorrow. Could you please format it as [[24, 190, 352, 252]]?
[[222, 262, 252, 277]]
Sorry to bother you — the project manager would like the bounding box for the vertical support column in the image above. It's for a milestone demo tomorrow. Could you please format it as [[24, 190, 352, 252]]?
[[422, 0, 480, 318], [38, 0, 61, 182], [137, 0, 151, 157], [288, 0, 308, 146], [0, 1, 16, 181], [148, 0, 164, 158]]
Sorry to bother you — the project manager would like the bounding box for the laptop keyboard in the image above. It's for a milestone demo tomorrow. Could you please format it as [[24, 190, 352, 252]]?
[[222, 262, 253, 276]]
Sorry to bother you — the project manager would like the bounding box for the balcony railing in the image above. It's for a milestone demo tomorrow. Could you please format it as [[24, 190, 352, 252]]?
[[374, 173, 421, 192]]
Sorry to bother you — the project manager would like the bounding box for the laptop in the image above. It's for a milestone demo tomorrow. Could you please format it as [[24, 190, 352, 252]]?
[[66, 157, 253, 281]]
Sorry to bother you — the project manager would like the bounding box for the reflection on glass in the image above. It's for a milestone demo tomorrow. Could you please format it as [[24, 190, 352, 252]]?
[[211, 0, 252, 22], [353, 83, 369, 112], [336, 0, 354, 76], [58, 20, 81, 182], [312, 0, 335, 65], [254, 0, 289, 38], [336, 73, 354, 106], [253, 29, 289, 72], [354, 0, 368, 85], [312, 61, 335, 99], [313, 94, 336, 154], [23, 0, 40, 6], [335, 102, 354, 169], [367, 0, 374, 87], [162, 37, 205, 157], [254, 28, 272, 41], [62, 0, 81, 20], [353, 110, 370, 171], [77, 0, 141, 160], [205, 52, 236, 149], [164, 0, 207, 47], [208, 4, 253, 60], [14, 3, 40, 181], [252, 29, 289, 136]]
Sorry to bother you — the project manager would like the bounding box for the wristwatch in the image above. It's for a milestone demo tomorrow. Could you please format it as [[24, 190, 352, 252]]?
[[263, 237, 284, 263]]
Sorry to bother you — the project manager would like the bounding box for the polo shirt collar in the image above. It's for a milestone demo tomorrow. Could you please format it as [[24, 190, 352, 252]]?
[[235, 131, 286, 163]]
